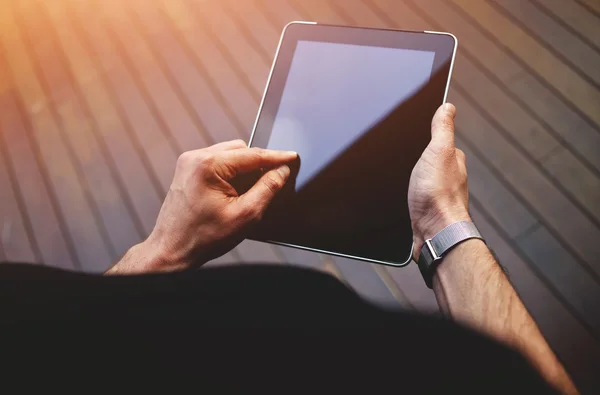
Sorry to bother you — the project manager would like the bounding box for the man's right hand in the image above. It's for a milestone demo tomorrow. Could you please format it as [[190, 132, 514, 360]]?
[[408, 103, 471, 260], [106, 140, 297, 274]]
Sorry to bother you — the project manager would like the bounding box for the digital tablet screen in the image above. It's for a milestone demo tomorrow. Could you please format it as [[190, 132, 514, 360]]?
[[248, 24, 456, 264]]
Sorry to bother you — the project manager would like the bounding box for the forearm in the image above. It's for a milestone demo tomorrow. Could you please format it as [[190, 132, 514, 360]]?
[[433, 239, 577, 394]]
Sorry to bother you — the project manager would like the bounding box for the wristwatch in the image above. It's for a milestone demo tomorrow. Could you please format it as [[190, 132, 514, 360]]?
[[417, 221, 485, 288]]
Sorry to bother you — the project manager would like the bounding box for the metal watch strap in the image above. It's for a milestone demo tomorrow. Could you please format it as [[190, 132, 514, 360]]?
[[417, 221, 485, 289]]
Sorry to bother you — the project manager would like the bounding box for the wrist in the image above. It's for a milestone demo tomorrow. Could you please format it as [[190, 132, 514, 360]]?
[[140, 233, 191, 273], [413, 205, 472, 248], [105, 236, 187, 275]]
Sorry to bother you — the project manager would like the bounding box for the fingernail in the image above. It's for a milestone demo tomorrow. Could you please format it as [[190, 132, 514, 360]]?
[[286, 151, 298, 157], [277, 165, 290, 178]]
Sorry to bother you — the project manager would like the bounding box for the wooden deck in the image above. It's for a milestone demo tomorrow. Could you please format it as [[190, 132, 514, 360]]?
[[0, 0, 599, 390]]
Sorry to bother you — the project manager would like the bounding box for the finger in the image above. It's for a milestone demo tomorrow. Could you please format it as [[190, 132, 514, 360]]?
[[205, 139, 247, 153], [235, 165, 291, 217], [216, 147, 297, 180], [431, 103, 456, 148]]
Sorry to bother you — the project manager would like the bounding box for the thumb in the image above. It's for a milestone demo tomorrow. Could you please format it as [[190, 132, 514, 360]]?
[[235, 165, 290, 217], [430, 103, 456, 149]]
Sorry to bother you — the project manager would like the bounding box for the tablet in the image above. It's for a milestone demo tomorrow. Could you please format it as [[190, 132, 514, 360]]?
[[247, 22, 457, 266]]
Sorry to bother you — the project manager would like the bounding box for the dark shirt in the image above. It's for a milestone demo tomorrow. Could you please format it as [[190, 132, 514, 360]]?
[[0, 263, 555, 394]]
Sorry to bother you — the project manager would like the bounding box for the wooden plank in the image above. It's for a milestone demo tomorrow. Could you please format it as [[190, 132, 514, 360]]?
[[62, 1, 180, 192], [508, 71, 600, 173], [256, 0, 304, 27], [222, 0, 278, 65], [449, 0, 600, 128], [0, 85, 75, 269], [123, 0, 243, 144], [20, 1, 148, 258], [0, 132, 37, 263], [577, 0, 600, 16], [542, 147, 600, 225], [451, 56, 559, 160], [471, 201, 600, 394], [0, 4, 113, 272], [184, 0, 270, 96], [533, 0, 600, 50], [491, 0, 600, 86], [158, 0, 259, 132], [515, 224, 600, 334], [80, 0, 209, 153], [287, 0, 341, 23]]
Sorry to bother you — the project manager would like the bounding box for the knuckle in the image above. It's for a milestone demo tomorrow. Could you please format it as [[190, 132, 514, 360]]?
[[177, 151, 215, 169], [198, 153, 215, 165], [262, 173, 284, 194], [233, 139, 247, 148], [249, 147, 265, 160], [177, 151, 194, 166], [196, 153, 216, 172]]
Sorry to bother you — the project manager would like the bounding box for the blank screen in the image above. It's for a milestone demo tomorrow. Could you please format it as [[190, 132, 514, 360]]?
[[249, 37, 447, 264], [267, 41, 435, 190]]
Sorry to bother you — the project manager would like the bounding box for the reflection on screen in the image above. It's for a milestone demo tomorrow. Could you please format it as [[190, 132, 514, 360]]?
[[251, 39, 445, 263], [266, 41, 435, 190]]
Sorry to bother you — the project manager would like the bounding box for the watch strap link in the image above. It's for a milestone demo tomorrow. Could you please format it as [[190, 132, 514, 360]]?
[[417, 221, 484, 289]]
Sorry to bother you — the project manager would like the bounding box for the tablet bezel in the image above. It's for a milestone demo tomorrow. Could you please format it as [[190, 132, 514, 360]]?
[[248, 22, 457, 267]]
